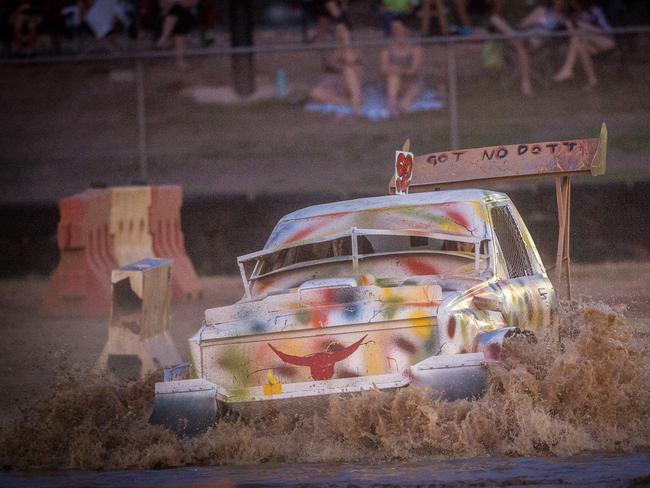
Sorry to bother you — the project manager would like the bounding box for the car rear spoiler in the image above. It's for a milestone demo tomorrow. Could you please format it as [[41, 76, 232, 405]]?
[[389, 123, 606, 192], [388, 124, 608, 298]]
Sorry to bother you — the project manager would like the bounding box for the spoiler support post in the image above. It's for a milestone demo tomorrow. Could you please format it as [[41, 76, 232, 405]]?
[[555, 175, 571, 298]]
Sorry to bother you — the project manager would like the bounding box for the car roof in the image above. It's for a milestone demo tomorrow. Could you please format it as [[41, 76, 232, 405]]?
[[261, 189, 506, 250], [279, 189, 507, 222]]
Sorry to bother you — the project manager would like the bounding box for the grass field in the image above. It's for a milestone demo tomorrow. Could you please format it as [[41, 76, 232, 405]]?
[[1, 37, 649, 204]]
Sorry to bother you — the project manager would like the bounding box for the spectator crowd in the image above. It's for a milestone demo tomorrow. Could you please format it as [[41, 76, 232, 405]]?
[[0, 0, 218, 57], [1, 0, 646, 107], [307, 0, 633, 113]]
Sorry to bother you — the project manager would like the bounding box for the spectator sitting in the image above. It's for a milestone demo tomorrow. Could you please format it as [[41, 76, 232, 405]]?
[[309, 22, 363, 115], [381, 0, 411, 37], [517, 0, 568, 44], [380, 19, 423, 114], [553, 0, 614, 90], [9, 0, 40, 55], [156, 0, 198, 69], [301, 0, 348, 43], [489, 0, 569, 96]]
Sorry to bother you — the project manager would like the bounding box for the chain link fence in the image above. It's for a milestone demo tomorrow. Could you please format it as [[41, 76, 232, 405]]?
[[1, 26, 649, 204]]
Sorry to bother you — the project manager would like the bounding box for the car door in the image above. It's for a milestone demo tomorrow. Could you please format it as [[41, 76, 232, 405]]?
[[488, 202, 554, 333]]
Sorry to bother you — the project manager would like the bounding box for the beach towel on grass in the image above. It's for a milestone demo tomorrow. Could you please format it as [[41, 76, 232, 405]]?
[[305, 83, 444, 120]]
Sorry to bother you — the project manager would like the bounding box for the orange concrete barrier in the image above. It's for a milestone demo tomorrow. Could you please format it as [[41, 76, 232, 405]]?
[[42, 185, 201, 316], [41, 188, 116, 316], [109, 186, 153, 267], [150, 185, 202, 300]]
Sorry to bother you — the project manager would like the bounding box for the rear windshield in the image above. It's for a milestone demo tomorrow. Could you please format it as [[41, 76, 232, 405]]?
[[249, 233, 484, 280], [255, 236, 353, 275]]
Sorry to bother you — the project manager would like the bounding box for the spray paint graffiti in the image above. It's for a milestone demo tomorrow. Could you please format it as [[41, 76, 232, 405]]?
[[395, 151, 414, 194], [268, 335, 368, 380]]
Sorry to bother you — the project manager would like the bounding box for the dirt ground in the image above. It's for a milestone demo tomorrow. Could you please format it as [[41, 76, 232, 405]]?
[[0, 262, 648, 428], [0, 274, 240, 429]]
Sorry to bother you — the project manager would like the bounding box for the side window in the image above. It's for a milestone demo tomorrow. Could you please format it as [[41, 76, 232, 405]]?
[[490, 205, 534, 278]]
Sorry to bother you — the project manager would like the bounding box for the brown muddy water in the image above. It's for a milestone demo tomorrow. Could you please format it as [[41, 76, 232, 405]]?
[[2, 453, 650, 487], [1, 300, 649, 486]]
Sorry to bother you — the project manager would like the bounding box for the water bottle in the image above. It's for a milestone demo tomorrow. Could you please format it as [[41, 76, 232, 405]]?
[[276, 69, 287, 99]]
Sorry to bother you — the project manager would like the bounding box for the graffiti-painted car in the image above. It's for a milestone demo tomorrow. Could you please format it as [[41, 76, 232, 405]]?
[[151, 189, 554, 434]]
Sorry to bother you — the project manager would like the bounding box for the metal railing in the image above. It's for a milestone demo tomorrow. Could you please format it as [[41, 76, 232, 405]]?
[[2, 25, 650, 64]]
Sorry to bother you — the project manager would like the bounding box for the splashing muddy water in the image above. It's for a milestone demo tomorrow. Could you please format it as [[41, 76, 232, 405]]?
[[1, 300, 649, 472]]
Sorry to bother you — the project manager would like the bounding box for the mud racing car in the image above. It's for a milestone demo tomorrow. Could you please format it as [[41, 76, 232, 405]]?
[[150, 126, 607, 435]]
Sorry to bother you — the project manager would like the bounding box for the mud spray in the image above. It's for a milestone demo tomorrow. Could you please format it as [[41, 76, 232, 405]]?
[[1, 300, 649, 471]]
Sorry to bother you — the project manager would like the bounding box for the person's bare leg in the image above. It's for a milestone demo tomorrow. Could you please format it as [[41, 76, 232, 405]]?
[[157, 15, 177, 47], [317, 16, 329, 41], [420, 0, 432, 36], [434, 0, 448, 35], [399, 82, 422, 111], [516, 40, 533, 95], [386, 73, 401, 114], [342, 66, 362, 114], [576, 21, 615, 54], [451, 0, 472, 29], [573, 36, 600, 88], [310, 86, 351, 106], [316, 16, 331, 66], [554, 36, 579, 81], [174, 35, 187, 70], [586, 35, 614, 54], [580, 33, 614, 88]]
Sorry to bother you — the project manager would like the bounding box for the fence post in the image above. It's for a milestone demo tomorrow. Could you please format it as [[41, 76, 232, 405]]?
[[229, 0, 256, 96], [135, 58, 148, 181], [447, 38, 460, 150]]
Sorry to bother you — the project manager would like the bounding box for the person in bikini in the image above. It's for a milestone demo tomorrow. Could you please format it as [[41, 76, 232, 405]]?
[[309, 22, 363, 115], [381, 19, 423, 115]]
